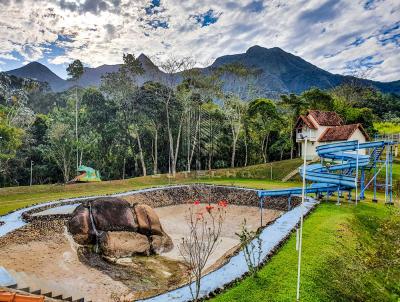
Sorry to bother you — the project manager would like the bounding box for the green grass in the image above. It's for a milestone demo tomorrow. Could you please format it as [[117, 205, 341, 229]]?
[[211, 201, 399, 302], [374, 121, 400, 135], [212, 158, 303, 180], [0, 177, 298, 216], [0, 159, 303, 216]]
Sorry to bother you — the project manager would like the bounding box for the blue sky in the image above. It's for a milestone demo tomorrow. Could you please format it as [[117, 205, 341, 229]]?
[[0, 0, 399, 81]]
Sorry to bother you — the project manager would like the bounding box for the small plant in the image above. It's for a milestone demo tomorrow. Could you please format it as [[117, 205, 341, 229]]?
[[179, 199, 227, 301], [236, 219, 263, 278]]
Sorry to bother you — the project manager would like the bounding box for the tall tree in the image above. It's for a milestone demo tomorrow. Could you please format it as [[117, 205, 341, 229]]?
[[67, 59, 84, 173], [122, 53, 147, 176], [223, 97, 247, 168], [158, 57, 193, 176], [44, 108, 75, 183], [248, 98, 279, 163]]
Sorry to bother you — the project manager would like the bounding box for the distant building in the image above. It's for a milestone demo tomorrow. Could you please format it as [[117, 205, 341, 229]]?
[[295, 110, 369, 160]]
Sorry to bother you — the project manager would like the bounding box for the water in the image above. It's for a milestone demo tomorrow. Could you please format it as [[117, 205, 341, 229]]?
[[31, 204, 80, 216]]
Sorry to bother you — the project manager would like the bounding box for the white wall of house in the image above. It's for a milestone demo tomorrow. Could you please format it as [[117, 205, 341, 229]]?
[[299, 140, 318, 160], [307, 115, 330, 140], [348, 129, 367, 155]]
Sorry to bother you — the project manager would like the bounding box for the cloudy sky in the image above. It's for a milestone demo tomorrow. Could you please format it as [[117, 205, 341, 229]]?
[[0, 0, 399, 81]]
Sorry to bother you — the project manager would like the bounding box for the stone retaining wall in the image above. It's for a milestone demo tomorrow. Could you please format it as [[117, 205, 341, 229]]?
[[20, 184, 300, 224]]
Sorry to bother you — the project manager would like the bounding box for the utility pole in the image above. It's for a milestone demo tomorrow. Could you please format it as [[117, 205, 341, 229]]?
[[297, 134, 308, 301], [30, 160, 33, 186], [270, 164, 273, 180], [123, 157, 126, 180], [76, 95, 79, 173], [355, 141, 359, 205]]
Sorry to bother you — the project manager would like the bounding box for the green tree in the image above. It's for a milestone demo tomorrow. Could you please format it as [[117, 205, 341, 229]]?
[[67, 59, 84, 173], [248, 98, 279, 163], [301, 88, 334, 111], [44, 109, 75, 183]]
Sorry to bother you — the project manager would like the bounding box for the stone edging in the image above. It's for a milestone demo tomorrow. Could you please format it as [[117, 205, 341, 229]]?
[[9, 184, 300, 226]]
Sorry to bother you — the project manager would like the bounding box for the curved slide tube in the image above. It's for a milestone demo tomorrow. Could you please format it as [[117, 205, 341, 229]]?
[[258, 140, 393, 199]]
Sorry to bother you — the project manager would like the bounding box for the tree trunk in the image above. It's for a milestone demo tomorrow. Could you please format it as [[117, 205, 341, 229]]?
[[231, 138, 237, 168], [136, 131, 147, 176], [171, 114, 184, 176], [79, 150, 83, 166], [153, 129, 158, 175], [264, 132, 270, 162], [188, 110, 201, 172], [75, 86, 79, 174], [261, 136, 267, 164], [166, 102, 173, 175], [244, 134, 248, 167]]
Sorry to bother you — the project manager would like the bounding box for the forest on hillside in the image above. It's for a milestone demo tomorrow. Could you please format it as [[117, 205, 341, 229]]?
[[1, 54, 400, 186]]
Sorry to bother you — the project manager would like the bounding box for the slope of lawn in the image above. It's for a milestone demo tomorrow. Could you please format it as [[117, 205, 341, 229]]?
[[211, 201, 400, 302], [0, 159, 303, 216]]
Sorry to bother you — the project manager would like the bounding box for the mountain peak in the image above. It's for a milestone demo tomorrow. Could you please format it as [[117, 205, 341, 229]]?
[[138, 53, 157, 70], [25, 61, 50, 70], [4, 46, 399, 95], [6, 61, 67, 91], [138, 53, 153, 63], [246, 45, 284, 53]]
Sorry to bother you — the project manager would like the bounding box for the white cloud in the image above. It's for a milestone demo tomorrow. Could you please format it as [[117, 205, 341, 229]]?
[[0, 53, 18, 61], [0, 0, 398, 81]]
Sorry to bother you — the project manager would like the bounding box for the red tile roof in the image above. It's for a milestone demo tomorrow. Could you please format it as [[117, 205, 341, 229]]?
[[295, 115, 317, 129], [308, 110, 343, 126], [318, 124, 369, 142]]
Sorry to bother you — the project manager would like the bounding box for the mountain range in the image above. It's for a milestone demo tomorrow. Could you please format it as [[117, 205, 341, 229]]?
[[4, 45, 400, 96]]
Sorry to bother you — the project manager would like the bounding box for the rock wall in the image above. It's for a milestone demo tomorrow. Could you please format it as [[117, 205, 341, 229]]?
[[21, 185, 300, 223], [118, 185, 300, 211]]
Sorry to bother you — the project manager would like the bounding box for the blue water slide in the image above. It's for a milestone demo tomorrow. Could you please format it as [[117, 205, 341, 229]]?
[[258, 140, 392, 198]]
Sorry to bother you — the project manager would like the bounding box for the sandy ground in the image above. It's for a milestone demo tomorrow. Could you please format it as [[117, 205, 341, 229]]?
[[0, 223, 129, 302], [155, 204, 283, 271], [0, 205, 282, 302]]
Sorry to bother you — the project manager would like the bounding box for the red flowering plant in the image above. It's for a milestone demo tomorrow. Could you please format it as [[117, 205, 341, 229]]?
[[179, 191, 228, 301]]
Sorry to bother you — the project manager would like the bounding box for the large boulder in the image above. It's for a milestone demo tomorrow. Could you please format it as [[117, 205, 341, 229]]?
[[100, 231, 151, 258], [91, 198, 137, 232], [68, 206, 95, 245], [134, 204, 163, 236], [68, 198, 173, 258], [150, 234, 174, 254]]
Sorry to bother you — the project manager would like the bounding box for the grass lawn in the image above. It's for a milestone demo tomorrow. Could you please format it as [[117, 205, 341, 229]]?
[[0, 177, 298, 216], [212, 201, 399, 302], [374, 121, 400, 135], [0, 159, 303, 216]]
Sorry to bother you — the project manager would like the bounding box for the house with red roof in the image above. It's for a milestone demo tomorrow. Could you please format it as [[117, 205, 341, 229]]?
[[295, 110, 369, 160]]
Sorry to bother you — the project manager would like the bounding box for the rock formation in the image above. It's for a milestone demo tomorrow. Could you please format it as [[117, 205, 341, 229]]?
[[68, 198, 173, 258]]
